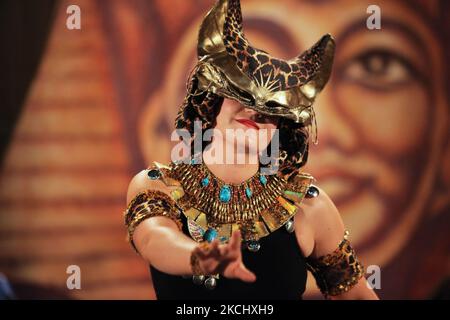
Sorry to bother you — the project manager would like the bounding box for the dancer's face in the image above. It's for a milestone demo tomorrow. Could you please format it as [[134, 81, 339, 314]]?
[[214, 98, 279, 157]]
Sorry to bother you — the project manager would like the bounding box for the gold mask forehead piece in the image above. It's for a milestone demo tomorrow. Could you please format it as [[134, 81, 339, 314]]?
[[195, 0, 335, 124]]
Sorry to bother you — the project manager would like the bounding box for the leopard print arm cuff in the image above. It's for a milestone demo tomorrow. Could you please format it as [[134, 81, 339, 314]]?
[[306, 231, 365, 297], [124, 189, 183, 253]]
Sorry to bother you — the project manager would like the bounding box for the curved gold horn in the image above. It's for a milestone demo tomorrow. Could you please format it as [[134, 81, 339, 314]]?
[[197, 0, 229, 59], [294, 34, 336, 100]]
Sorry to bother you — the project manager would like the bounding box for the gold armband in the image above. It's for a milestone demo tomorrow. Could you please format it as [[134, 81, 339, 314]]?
[[306, 231, 364, 297], [124, 189, 183, 253]]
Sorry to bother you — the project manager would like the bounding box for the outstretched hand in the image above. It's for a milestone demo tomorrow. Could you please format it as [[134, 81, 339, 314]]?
[[191, 230, 256, 283]]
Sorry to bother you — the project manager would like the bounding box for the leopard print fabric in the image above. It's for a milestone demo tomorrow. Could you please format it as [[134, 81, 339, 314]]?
[[223, 0, 329, 93], [124, 189, 183, 253], [306, 235, 365, 297], [175, 75, 224, 153], [276, 118, 310, 181]]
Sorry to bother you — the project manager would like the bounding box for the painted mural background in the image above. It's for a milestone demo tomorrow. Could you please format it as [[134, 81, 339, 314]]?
[[0, 0, 449, 299]]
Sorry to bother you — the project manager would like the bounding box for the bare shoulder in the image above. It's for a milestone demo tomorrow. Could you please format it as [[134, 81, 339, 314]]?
[[126, 168, 171, 205], [301, 185, 341, 224], [300, 185, 345, 258]]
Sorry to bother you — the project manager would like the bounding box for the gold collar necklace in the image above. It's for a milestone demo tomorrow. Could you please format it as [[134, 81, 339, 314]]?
[[171, 160, 288, 225]]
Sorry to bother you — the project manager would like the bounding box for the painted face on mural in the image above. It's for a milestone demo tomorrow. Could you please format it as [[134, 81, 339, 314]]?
[[142, 0, 448, 272], [291, 0, 447, 264]]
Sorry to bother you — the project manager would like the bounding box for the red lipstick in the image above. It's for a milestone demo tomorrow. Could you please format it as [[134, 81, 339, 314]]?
[[235, 118, 260, 130]]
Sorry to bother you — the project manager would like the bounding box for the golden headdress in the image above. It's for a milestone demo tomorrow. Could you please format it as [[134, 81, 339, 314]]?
[[175, 0, 336, 180]]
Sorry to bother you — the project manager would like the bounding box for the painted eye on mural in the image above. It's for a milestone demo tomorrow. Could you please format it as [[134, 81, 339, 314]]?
[[340, 49, 417, 90]]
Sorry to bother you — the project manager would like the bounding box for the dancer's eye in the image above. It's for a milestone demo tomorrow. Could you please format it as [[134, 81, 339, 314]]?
[[265, 101, 283, 109], [228, 83, 255, 105], [253, 113, 280, 125]]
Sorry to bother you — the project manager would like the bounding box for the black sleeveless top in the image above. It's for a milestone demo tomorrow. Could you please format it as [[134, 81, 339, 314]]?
[[149, 213, 307, 300]]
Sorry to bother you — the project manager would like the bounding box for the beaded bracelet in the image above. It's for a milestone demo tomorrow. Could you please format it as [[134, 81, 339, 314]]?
[[190, 242, 211, 276]]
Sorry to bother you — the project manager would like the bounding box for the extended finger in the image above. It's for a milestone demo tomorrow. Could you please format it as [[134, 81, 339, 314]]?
[[192, 246, 208, 259], [229, 230, 242, 252], [218, 243, 229, 257], [235, 264, 257, 283], [209, 239, 221, 257]]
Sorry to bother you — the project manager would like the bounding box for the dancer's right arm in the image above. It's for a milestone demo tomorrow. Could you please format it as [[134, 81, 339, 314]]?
[[126, 170, 256, 282]]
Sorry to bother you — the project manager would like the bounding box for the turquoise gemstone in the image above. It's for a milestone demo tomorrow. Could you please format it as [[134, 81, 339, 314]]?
[[190, 156, 201, 164], [219, 185, 232, 203], [203, 228, 218, 242], [245, 187, 252, 198], [201, 177, 209, 187], [259, 175, 267, 185]]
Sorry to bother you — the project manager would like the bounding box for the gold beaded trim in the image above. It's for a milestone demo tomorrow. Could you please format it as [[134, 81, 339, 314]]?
[[170, 161, 287, 224], [124, 189, 183, 253]]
